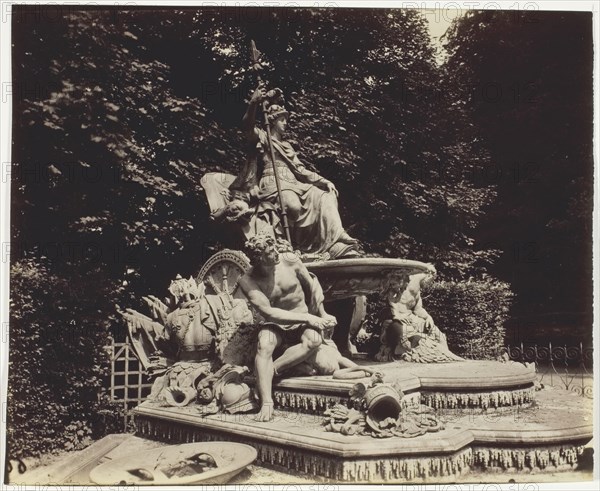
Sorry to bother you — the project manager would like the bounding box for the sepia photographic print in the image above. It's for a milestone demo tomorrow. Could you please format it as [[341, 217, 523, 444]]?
[[0, 0, 597, 488]]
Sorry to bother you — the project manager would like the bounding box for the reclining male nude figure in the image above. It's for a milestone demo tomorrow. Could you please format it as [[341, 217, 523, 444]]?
[[238, 233, 338, 422]]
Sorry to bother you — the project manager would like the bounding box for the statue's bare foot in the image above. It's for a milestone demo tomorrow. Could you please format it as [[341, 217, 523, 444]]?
[[339, 231, 360, 245], [375, 346, 395, 362], [255, 403, 275, 422]]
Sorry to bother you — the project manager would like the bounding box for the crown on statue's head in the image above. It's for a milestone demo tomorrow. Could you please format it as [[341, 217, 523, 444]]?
[[265, 104, 289, 123]]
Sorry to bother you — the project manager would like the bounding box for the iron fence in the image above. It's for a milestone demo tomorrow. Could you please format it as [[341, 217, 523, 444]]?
[[500, 342, 593, 398]]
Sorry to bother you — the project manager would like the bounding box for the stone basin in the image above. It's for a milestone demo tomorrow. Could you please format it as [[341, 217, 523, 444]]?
[[306, 257, 436, 300]]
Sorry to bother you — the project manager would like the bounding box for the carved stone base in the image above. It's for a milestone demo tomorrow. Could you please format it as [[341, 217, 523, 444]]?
[[267, 360, 537, 414], [133, 386, 591, 482], [472, 445, 587, 472], [134, 407, 476, 482]]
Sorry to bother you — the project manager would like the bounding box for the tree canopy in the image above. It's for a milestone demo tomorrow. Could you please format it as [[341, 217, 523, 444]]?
[[7, 6, 593, 457], [12, 7, 503, 292], [443, 10, 593, 342]]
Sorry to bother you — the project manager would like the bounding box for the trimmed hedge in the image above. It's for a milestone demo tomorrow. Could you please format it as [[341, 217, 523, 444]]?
[[7, 259, 124, 459], [361, 277, 513, 360], [423, 278, 513, 359]]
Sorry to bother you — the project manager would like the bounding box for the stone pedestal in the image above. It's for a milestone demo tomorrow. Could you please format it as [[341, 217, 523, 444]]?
[[267, 360, 537, 413], [133, 360, 592, 482]]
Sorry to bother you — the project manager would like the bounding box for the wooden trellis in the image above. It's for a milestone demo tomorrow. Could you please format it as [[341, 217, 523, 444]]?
[[108, 339, 153, 430]]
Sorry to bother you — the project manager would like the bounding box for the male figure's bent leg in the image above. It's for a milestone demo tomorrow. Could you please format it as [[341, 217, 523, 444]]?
[[273, 327, 322, 374], [255, 327, 282, 422]]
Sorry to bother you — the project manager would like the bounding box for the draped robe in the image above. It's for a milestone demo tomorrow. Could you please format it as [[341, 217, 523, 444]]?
[[230, 127, 352, 258]]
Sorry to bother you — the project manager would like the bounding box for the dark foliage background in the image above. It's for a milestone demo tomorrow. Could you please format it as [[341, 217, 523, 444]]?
[[444, 10, 594, 345], [8, 259, 124, 458], [7, 7, 592, 458]]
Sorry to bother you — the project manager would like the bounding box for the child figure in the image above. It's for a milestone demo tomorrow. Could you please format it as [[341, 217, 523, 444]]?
[[376, 271, 462, 363]]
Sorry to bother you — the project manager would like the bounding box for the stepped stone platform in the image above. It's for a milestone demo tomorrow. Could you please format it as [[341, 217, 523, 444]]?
[[133, 360, 592, 482], [267, 360, 537, 413]]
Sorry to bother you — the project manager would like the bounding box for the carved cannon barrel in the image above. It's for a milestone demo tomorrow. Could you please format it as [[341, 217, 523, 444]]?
[[364, 384, 403, 433]]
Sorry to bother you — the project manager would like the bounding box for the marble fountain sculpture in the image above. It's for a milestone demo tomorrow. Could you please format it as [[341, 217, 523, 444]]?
[[121, 249, 591, 483], [117, 42, 592, 482]]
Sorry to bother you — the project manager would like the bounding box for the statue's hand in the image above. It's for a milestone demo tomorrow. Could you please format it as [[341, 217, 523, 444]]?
[[306, 314, 327, 331], [250, 82, 267, 104], [322, 314, 337, 328], [423, 316, 435, 332], [325, 181, 338, 197], [265, 87, 284, 103]]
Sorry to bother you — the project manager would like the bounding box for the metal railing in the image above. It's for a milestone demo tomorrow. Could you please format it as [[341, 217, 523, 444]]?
[[500, 342, 593, 398]]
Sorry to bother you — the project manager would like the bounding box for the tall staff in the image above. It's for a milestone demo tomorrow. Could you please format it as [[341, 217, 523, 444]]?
[[249, 40, 293, 246]]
